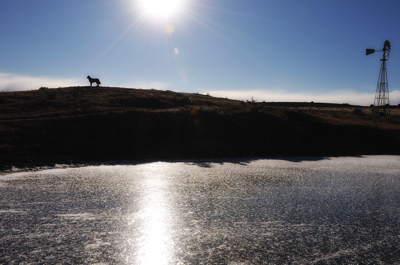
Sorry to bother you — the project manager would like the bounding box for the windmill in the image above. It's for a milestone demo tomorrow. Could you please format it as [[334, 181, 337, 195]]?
[[366, 40, 391, 116]]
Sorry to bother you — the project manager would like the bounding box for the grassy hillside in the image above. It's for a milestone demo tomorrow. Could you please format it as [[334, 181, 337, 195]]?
[[1, 86, 400, 170]]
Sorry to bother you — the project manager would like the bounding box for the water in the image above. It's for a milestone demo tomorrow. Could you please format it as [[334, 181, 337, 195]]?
[[1, 156, 400, 264]]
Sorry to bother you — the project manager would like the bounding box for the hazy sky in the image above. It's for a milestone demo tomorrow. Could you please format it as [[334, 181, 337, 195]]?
[[1, 0, 400, 105]]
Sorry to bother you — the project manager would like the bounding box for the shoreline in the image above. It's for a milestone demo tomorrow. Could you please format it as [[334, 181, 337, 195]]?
[[2, 154, 398, 176]]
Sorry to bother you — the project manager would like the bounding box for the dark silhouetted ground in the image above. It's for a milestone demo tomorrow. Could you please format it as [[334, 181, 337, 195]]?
[[1, 86, 400, 170]]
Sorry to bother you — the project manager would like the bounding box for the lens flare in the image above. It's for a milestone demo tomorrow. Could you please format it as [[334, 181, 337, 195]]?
[[165, 24, 175, 34]]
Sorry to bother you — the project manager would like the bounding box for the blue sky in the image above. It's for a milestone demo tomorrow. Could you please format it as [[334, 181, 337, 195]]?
[[1, 0, 400, 105]]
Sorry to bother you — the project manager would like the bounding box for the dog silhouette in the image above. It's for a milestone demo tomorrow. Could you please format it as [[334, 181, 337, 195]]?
[[87, 76, 101, 87]]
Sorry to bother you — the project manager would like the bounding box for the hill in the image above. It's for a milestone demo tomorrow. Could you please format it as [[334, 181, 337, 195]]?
[[1, 86, 400, 170]]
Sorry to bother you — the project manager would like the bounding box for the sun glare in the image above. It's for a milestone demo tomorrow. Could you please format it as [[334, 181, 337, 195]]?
[[139, 0, 183, 18]]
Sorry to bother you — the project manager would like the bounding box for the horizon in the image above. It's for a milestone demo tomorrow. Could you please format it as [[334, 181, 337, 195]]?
[[4, 85, 400, 107], [1, 0, 400, 106]]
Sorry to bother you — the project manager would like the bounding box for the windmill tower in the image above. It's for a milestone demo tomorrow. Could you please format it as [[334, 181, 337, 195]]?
[[366, 40, 391, 116]]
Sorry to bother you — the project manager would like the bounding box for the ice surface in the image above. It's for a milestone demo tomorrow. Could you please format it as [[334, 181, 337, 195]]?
[[1, 155, 400, 264]]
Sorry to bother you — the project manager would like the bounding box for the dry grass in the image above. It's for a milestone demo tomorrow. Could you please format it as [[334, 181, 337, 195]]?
[[0, 87, 246, 120], [1, 87, 400, 132]]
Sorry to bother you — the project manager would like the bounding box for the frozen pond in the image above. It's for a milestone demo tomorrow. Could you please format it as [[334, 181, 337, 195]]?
[[1, 156, 400, 264]]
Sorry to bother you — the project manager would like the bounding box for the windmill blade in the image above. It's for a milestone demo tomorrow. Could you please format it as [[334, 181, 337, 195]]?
[[384, 50, 390, 59], [384, 40, 391, 51]]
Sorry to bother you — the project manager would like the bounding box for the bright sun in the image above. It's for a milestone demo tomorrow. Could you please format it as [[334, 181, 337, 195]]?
[[139, 0, 183, 18]]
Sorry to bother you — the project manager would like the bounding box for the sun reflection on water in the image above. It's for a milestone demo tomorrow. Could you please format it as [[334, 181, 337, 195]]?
[[136, 163, 174, 265]]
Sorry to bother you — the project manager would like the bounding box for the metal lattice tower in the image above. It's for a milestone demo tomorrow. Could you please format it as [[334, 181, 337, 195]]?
[[366, 40, 391, 115]]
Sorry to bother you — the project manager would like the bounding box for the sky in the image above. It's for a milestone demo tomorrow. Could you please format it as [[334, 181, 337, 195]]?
[[1, 0, 400, 105]]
